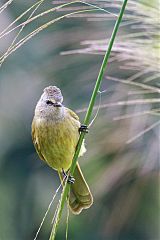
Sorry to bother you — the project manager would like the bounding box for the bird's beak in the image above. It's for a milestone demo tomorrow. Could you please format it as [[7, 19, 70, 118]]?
[[53, 102, 63, 107]]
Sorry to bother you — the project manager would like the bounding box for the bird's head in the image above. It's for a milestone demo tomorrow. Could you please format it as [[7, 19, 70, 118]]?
[[35, 86, 65, 120]]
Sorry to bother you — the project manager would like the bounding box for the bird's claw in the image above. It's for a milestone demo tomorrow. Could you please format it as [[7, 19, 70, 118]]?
[[67, 175, 75, 184], [79, 124, 89, 133], [62, 169, 75, 184]]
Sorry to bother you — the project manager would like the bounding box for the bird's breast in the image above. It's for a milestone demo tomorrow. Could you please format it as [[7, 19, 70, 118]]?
[[34, 116, 80, 171]]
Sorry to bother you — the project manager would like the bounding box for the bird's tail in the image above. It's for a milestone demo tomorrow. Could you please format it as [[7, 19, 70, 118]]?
[[59, 163, 93, 214]]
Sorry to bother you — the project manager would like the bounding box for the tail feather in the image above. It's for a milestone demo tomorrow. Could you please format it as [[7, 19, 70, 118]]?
[[59, 163, 93, 214], [69, 163, 93, 214]]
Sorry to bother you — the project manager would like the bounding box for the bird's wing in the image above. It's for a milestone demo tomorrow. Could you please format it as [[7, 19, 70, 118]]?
[[32, 118, 45, 162], [66, 108, 80, 121], [66, 108, 86, 156]]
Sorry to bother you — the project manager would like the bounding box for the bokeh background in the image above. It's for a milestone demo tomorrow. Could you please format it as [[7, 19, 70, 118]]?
[[0, 1, 159, 240]]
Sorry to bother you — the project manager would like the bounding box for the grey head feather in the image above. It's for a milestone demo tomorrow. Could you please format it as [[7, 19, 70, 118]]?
[[43, 86, 63, 103], [35, 86, 65, 121]]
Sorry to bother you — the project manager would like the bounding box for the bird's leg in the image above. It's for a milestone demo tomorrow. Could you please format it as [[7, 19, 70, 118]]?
[[79, 124, 89, 133], [62, 169, 75, 184]]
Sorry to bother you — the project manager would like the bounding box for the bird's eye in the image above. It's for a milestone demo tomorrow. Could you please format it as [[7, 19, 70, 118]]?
[[46, 100, 54, 105]]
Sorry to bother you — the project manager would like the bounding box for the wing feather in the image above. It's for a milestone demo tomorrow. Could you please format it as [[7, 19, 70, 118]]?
[[66, 108, 79, 121], [32, 118, 45, 162]]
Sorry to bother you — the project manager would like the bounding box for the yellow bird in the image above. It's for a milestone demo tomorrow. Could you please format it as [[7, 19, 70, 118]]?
[[32, 86, 93, 214]]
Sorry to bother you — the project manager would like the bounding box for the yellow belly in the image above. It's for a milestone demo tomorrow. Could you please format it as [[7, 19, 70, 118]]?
[[35, 117, 80, 171]]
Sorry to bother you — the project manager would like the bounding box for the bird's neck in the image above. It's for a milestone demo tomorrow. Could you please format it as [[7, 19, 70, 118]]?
[[35, 105, 66, 122]]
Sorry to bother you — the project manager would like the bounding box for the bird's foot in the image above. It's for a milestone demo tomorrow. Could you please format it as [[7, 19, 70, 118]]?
[[79, 124, 89, 133], [67, 175, 75, 184], [62, 169, 75, 184]]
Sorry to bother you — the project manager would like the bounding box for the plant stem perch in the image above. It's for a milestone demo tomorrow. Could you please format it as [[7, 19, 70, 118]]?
[[49, 0, 128, 239]]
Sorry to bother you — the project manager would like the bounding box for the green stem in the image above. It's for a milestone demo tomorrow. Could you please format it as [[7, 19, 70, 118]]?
[[49, 0, 128, 239]]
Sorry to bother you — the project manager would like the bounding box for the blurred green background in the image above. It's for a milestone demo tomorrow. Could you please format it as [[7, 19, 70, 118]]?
[[0, 1, 159, 240]]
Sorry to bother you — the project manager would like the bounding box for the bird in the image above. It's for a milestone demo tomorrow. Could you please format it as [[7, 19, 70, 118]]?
[[32, 86, 93, 214]]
